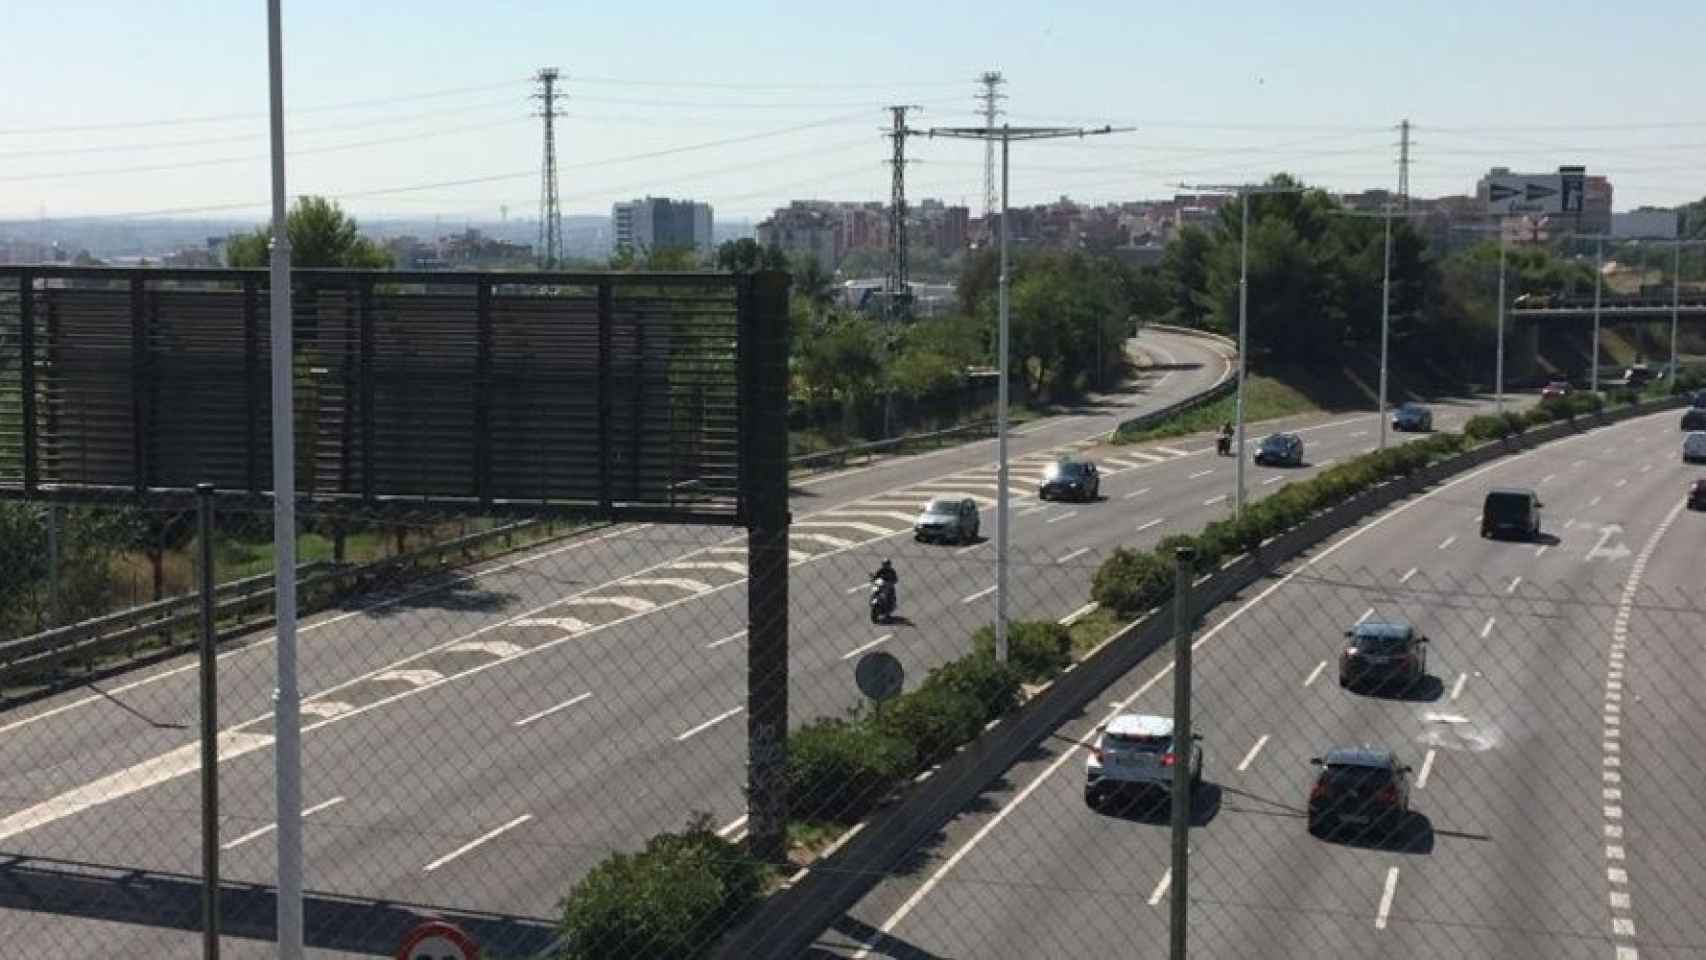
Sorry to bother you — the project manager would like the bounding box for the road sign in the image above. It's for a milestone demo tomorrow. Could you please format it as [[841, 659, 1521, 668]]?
[[1485, 172, 1584, 216], [855, 651, 905, 703], [396, 920, 479, 960]]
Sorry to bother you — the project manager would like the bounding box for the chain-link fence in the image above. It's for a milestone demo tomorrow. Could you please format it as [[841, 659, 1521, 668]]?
[[0, 489, 1120, 958]]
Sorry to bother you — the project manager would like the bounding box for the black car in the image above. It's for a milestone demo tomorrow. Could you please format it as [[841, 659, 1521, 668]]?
[[1339, 619, 1428, 690], [1481, 487, 1542, 540], [1690, 479, 1706, 511], [1682, 407, 1706, 431], [1039, 459, 1100, 501], [1308, 747, 1413, 837]]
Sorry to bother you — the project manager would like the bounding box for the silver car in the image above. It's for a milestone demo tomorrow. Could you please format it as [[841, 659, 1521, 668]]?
[[913, 496, 981, 544], [1085, 713, 1202, 807]]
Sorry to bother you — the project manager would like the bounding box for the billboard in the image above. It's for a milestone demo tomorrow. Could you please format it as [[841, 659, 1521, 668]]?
[[1484, 166, 1587, 216]]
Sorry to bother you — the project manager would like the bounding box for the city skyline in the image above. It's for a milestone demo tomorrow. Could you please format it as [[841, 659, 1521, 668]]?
[[2, 1, 1703, 223]]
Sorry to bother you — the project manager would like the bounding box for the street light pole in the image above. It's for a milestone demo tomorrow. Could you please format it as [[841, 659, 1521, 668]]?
[[1496, 230, 1507, 414], [1592, 235, 1603, 394], [929, 121, 1131, 662], [1378, 201, 1392, 450], [1235, 194, 1249, 516], [1672, 238, 1682, 383]]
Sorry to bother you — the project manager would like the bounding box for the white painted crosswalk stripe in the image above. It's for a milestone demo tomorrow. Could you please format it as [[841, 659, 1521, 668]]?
[[795, 520, 895, 537]]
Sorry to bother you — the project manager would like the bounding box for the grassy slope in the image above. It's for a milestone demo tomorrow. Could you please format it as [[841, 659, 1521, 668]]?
[[1114, 361, 1359, 445]]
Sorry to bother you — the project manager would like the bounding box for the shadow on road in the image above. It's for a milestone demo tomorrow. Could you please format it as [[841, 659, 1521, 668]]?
[[0, 853, 558, 958], [1091, 782, 1224, 828], [1351, 673, 1446, 704], [807, 914, 951, 959], [1313, 811, 1439, 855], [357, 577, 521, 620]]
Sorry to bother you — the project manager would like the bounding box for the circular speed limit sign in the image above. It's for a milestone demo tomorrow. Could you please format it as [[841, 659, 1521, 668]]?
[[396, 920, 479, 960]]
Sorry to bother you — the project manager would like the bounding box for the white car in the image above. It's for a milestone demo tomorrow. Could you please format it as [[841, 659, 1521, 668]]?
[[1685, 432, 1706, 464], [1084, 713, 1202, 807]]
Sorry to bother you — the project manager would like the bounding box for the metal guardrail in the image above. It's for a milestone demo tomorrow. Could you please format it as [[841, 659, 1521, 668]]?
[[0, 517, 557, 694], [788, 420, 996, 475], [1109, 376, 1239, 441]]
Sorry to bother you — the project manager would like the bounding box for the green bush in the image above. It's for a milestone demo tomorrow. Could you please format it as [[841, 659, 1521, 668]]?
[[922, 653, 1022, 722], [558, 814, 766, 960], [872, 683, 985, 768], [971, 620, 1073, 683], [1155, 532, 1217, 573], [785, 718, 915, 824], [1091, 547, 1175, 618], [1464, 414, 1510, 441]]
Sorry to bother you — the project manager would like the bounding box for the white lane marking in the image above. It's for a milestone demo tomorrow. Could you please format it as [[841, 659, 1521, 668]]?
[[1480, 617, 1496, 639], [565, 595, 656, 614], [1057, 547, 1091, 565], [1122, 487, 1151, 500], [1355, 608, 1374, 625], [1102, 457, 1140, 470], [1399, 567, 1417, 583], [515, 616, 593, 634], [1640, 463, 1653, 474], [1438, 535, 1457, 550], [1615, 478, 1628, 488], [1589, 495, 1603, 507], [1046, 510, 1080, 524], [717, 815, 748, 839], [1540, 473, 1556, 484], [625, 577, 713, 594], [0, 731, 275, 842], [1188, 469, 1215, 480], [1263, 476, 1284, 485], [1450, 672, 1468, 702], [447, 640, 525, 659], [1565, 518, 1577, 530], [1203, 494, 1228, 506], [1316, 458, 1337, 468], [222, 796, 345, 852], [423, 814, 533, 872], [1136, 517, 1165, 533], [1535, 544, 1550, 558], [513, 692, 593, 728], [1236, 735, 1270, 772], [1303, 661, 1327, 687], [299, 701, 354, 720], [825, 510, 920, 524], [375, 669, 444, 687], [667, 561, 749, 576], [1507, 576, 1522, 594], [841, 634, 894, 661], [845, 583, 868, 595], [1416, 749, 1437, 789], [795, 519, 894, 538], [1129, 451, 1167, 463], [1348, 430, 1369, 438], [1375, 866, 1400, 930], [956, 541, 986, 556], [675, 706, 744, 741], [962, 585, 997, 604], [1147, 868, 1172, 906], [1059, 602, 1099, 626], [1613, 917, 1636, 937], [1155, 445, 1189, 457]]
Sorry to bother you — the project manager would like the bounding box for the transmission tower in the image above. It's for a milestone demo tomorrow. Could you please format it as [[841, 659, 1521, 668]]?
[[1397, 118, 1411, 211], [886, 105, 921, 318], [975, 71, 1006, 232], [533, 67, 565, 269]]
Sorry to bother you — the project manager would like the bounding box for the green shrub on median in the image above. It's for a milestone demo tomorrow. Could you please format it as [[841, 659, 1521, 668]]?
[[785, 717, 916, 825], [970, 620, 1072, 683], [557, 813, 767, 960]]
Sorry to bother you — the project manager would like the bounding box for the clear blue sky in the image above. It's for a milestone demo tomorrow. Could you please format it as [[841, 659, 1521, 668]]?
[[3, 0, 1702, 223]]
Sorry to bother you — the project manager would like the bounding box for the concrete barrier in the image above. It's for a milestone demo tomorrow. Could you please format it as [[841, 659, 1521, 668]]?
[[710, 392, 1686, 960]]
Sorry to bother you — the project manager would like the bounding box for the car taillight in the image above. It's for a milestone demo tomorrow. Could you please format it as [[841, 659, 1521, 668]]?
[[1161, 752, 1177, 767], [1310, 782, 1330, 801], [1090, 744, 1103, 763], [1375, 785, 1398, 804]]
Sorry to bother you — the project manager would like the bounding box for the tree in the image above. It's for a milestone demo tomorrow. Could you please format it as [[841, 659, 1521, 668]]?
[[225, 196, 393, 269], [1158, 226, 1213, 328], [789, 254, 837, 320], [714, 238, 788, 274]]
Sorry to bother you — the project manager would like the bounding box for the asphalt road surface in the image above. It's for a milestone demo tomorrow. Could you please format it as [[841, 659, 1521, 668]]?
[[0, 329, 1542, 956], [810, 407, 1704, 960]]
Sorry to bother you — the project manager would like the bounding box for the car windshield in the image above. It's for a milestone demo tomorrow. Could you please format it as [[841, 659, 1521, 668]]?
[[924, 498, 958, 514], [1106, 732, 1170, 751], [1323, 764, 1394, 789], [1050, 462, 1088, 478], [1261, 435, 1291, 450], [1351, 632, 1408, 653]]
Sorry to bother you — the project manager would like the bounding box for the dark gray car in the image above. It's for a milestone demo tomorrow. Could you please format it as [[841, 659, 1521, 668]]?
[[1254, 432, 1304, 467], [1392, 403, 1433, 432], [914, 496, 981, 544], [1339, 619, 1428, 690]]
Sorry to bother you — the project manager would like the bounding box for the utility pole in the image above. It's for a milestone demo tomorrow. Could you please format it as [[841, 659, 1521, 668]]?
[[533, 67, 564, 270], [1672, 238, 1682, 382], [930, 121, 1132, 662], [975, 72, 1005, 237], [883, 105, 921, 437], [1397, 119, 1411, 212]]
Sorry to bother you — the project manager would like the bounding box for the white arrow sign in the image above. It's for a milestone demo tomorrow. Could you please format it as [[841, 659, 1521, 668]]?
[[1587, 524, 1632, 562]]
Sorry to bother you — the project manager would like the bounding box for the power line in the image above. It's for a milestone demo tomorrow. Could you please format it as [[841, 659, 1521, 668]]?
[[0, 77, 531, 136], [565, 94, 964, 111], [568, 74, 969, 90]]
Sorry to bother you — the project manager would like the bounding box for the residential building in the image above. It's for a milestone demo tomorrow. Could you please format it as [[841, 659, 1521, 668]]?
[[611, 197, 714, 258]]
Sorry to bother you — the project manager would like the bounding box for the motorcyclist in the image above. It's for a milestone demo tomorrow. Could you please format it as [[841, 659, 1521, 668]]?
[[871, 559, 899, 611], [1217, 421, 1234, 455]]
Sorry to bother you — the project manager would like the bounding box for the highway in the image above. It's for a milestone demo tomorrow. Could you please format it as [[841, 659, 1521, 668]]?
[[811, 408, 1703, 960], [0, 328, 1534, 956]]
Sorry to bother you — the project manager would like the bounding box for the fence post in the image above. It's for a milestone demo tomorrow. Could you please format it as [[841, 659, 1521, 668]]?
[[744, 270, 792, 865], [1169, 546, 1195, 960], [196, 483, 221, 959], [46, 505, 61, 629]]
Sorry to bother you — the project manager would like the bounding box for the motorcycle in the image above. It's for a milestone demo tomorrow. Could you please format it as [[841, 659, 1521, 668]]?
[[1216, 433, 1233, 457], [869, 578, 897, 624]]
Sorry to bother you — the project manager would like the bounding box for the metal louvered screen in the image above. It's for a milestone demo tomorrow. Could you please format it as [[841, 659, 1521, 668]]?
[[0, 267, 765, 524]]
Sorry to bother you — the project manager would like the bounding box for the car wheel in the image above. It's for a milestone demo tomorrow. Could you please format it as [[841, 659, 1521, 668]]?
[[1306, 816, 1324, 837], [1084, 786, 1104, 810]]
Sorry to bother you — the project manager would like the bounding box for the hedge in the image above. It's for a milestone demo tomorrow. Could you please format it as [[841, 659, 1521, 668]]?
[[970, 620, 1072, 683], [557, 814, 767, 960]]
